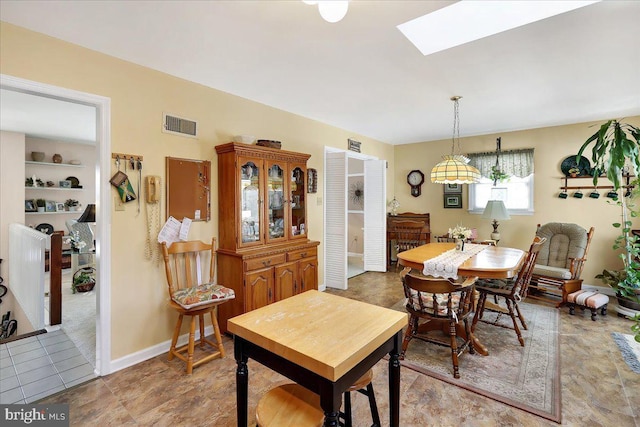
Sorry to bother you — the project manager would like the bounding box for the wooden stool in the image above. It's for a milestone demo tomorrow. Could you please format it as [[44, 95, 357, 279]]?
[[339, 369, 381, 427], [255, 384, 324, 427], [567, 290, 609, 321]]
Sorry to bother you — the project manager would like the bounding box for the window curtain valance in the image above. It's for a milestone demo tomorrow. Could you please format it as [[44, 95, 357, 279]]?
[[467, 148, 534, 178]]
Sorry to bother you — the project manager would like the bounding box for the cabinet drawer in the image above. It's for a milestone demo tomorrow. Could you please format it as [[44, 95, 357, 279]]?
[[287, 247, 317, 261], [244, 254, 286, 271]]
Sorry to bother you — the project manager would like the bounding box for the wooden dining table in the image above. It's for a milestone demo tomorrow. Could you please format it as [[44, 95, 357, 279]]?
[[228, 290, 408, 427], [396, 242, 525, 355]]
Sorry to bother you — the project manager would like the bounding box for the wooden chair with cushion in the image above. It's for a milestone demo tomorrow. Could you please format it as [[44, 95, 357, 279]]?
[[400, 271, 478, 379], [472, 236, 546, 346], [388, 220, 427, 270], [528, 223, 594, 307], [161, 238, 235, 374]]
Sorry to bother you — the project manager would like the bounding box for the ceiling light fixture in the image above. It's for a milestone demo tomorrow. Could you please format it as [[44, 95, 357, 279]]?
[[303, 1, 349, 23], [398, 1, 600, 56], [430, 96, 481, 184]]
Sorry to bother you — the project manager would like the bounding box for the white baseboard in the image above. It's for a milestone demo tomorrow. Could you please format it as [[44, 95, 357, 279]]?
[[108, 325, 217, 374]]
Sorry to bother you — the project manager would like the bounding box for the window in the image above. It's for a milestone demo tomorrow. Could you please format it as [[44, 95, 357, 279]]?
[[467, 148, 534, 215]]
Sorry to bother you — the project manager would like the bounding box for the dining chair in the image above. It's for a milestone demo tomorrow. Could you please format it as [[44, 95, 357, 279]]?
[[161, 238, 235, 374], [529, 222, 594, 306], [472, 236, 546, 346], [388, 220, 427, 270], [400, 271, 478, 379]]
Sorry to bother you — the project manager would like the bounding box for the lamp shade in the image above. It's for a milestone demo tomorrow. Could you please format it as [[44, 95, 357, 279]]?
[[78, 203, 96, 223], [481, 200, 510, 220], [430, 155, 481, 184]]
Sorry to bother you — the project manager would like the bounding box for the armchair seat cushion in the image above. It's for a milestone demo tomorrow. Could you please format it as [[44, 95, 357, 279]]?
[[407, 290, 461, 316], [172, 282, 235, 309], [532, 264, 572, 280]]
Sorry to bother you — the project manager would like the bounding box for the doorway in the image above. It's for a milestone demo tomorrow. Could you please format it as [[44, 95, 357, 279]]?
[[324, 148, 386, 289], [0, 74, 112, 376]]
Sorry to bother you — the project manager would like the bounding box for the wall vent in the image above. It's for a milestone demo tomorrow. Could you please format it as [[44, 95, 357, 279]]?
[[163, 113, 198, 138]]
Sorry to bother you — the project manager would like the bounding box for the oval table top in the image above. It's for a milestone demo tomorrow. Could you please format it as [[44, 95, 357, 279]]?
[[396, 242, 525, 279]]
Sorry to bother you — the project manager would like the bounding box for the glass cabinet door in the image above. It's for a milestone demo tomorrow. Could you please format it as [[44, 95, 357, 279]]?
[[240, 159, 262, 245], [290, 165, 306, 238], [266, 162, 286, 243]]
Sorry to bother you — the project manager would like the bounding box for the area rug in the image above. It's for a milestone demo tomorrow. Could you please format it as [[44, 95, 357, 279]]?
[[391, 299, 562, 423], [612, 332, 640, 373]]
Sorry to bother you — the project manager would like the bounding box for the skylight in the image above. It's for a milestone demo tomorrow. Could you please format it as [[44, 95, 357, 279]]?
[[397, 0, 600, 56]]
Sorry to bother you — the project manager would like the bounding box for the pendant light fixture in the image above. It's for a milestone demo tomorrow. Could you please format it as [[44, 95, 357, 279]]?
[[430, 96, 481, 184], [303, 1, 349, 23]]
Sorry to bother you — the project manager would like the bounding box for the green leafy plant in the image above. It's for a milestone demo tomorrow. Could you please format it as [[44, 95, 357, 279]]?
[[65, 199, 79, 208], [72, 269, 95, 294], [36, 199, 46, 208], [578, 119, 640, 342], [489, 166, 510, 183]]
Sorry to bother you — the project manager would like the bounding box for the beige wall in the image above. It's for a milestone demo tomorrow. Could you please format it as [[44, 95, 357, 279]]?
[[0, 22, 394, 361], [0, 130, 32, 336], [393, 117, 640, 285]]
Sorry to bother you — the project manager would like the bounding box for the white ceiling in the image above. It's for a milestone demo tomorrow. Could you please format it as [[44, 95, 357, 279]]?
[[1, 0, 639, 145]]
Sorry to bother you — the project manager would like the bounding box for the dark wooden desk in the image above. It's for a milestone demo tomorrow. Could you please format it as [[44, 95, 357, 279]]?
[[228, 290, 407, 427]]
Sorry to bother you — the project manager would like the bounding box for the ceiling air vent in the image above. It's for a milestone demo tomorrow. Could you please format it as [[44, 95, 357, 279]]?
[[163, 113, 198, 138]]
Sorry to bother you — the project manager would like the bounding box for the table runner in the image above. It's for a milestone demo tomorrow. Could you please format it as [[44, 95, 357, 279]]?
[[422, 243, 487, 279]]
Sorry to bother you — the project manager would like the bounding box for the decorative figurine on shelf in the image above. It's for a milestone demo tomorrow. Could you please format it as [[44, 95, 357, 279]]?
[[568, 167, 580, 177], [388, 197, 400, 216], [52, 153, 62, 163]]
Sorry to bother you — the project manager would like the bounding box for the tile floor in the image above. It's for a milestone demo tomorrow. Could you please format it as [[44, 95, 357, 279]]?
[[0, 329, 95, 404], [11, 271, 640, 425]]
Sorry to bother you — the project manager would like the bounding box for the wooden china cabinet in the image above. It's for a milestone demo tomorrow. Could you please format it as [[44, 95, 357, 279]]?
[[215, 142, 319, 333]]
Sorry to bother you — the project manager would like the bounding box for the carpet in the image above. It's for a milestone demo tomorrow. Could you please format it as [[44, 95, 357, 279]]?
[[391, 299, 562, 423], [612, 332, 640, 373]]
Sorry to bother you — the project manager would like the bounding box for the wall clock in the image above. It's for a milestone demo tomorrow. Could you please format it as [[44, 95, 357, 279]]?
[[407, 169, 425, 197]]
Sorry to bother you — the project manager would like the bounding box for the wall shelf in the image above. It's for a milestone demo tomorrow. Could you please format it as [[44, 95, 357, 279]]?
[[26, 211, 80, 215], [26, 161, 85, 168], [25, 187, 83, 191], [560, 174, 636, 190]]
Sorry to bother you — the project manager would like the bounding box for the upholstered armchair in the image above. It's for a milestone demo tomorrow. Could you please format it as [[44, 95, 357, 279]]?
[[529, 222, 594, 307]]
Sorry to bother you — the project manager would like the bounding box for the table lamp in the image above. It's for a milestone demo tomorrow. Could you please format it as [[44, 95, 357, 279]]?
[[481, 200, 510, 242]]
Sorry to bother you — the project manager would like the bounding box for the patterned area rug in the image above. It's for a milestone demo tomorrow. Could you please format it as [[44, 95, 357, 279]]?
[[392, 299, 561, 423], [612, 332, 640, 373]]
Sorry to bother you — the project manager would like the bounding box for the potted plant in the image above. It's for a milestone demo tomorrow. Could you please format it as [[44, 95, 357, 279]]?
[[490, 165, 510, 183], [72, 267, 95, 293], [65, 199, 79, 211], [36, 198, 46, 212], [568, 167, 581, 178], [577, 119, 640, 341]]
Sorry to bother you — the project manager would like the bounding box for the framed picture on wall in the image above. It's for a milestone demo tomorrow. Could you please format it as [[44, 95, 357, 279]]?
[[443, 183, 462, 194], [444, 194, 462, 209]]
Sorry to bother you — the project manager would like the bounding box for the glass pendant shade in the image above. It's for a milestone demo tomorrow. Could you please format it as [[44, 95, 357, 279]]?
[[430, 155, 481, 184], [431, 96, 480, 184]]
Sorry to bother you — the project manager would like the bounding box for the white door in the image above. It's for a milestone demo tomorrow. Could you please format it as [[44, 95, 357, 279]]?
[[363, 159, 386, 271], [324, 151, 347, 289]]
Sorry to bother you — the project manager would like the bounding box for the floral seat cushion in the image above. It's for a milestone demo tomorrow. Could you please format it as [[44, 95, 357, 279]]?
[[172, 282, 235, 310], [407, 289, 461, 316]]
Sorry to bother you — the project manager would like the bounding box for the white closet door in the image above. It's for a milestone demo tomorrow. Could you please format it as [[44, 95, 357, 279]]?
[[363, 159, 386, 271], [324, 151, 348, 289]]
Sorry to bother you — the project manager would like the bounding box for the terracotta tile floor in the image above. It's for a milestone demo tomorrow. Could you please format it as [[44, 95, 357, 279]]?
[[38, 271, 639, 426]]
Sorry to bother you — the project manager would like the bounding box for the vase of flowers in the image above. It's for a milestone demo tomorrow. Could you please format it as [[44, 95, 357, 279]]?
[[448, 225, 472, 251]]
